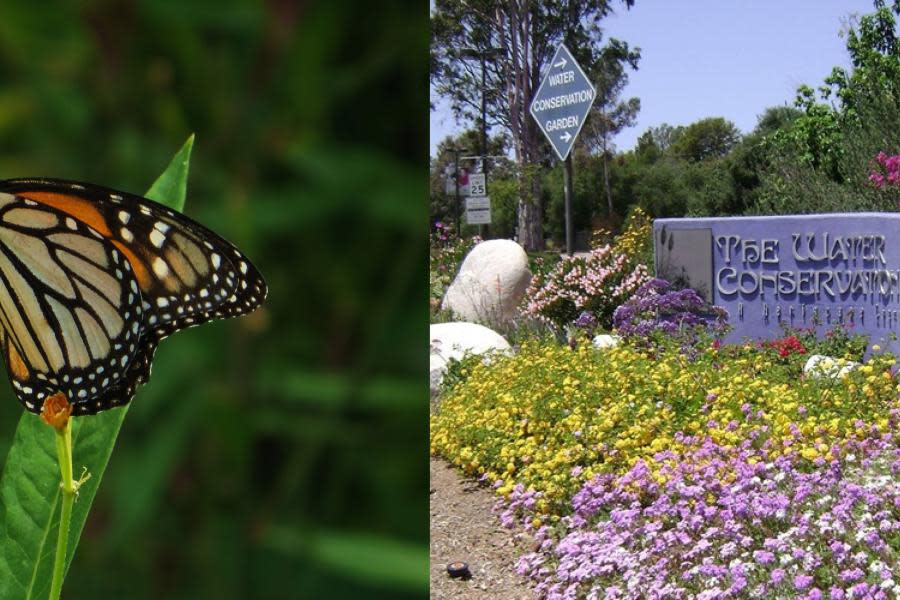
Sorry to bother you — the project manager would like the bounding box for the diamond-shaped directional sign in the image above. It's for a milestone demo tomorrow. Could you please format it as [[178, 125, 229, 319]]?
[[529, 44, 596, 161]]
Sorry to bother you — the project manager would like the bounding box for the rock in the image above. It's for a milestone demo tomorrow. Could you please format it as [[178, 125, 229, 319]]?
[[804, 354, 860, 379], [442, 240, 531, 324], [430, 322, 511, 397], [592, 334, 621, 349]]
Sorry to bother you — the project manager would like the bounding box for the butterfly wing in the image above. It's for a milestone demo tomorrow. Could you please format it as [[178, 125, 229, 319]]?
[[0, 178, 267, 415], [0, 192, 145, 413], [0, 178, 267, 336]]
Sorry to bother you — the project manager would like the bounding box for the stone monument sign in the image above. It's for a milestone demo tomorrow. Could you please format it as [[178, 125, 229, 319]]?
[[654, 213, 900, 352]]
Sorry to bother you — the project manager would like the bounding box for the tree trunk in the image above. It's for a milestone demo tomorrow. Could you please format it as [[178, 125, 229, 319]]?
[[503, 0, 544, 252], [603, 140, 614, 217], [516, 165, 543, 250], [516, 114, 544, 251]]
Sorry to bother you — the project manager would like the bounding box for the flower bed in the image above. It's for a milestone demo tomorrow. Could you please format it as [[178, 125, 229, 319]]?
[[431, 340, 898, 511], [430, 336, 900, 596], [510, 433, 900, 599]]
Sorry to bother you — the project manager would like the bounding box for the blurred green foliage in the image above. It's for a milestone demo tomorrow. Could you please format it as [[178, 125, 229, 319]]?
[[0, 1, 425, 598]]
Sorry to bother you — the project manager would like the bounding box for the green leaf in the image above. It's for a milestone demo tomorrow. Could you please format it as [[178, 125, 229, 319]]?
[[0, 135, 194, 599], [146, 133, 194, 212]]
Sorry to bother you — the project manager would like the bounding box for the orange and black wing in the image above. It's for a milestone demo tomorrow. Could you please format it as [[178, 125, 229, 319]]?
[[0, 178, 267, 415]]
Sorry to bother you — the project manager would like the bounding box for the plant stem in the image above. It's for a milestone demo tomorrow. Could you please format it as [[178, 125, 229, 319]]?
[[49, 418, 74, 600]]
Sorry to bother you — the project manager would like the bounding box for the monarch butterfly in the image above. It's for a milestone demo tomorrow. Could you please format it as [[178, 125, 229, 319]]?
[[0, 178, 267, 416]]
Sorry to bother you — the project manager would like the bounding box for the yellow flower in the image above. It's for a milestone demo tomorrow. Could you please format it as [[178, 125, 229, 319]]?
[[430, 338, 898, 515]]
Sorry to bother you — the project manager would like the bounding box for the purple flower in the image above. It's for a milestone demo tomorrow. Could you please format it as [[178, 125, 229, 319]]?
[[794, 574, 813, 590], [612, 278, 728, 351], [503, 430, 900, 598], [573, 311, 598, 331]]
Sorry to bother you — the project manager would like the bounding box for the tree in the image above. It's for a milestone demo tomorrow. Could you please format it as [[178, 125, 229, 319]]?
[[824, 0, 900, 117], [753, 1, 900, 215], [431, 0, 636, 250], [718, 106, 802, 214], [633, 123, 684, 164], [648, 123, 684, 152], [580, 38, 641, 217], [754, 105, 803, 135], [670, 117, 741, 162]]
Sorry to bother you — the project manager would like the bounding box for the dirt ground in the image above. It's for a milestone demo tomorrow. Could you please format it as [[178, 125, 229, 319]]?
[[430, 457, 538, 599]]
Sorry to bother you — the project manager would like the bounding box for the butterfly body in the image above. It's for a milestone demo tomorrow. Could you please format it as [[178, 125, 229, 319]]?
[[0, 179, 266, 416]]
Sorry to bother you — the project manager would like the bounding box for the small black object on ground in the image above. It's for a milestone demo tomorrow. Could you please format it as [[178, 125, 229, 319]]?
[[447, 561, 471, 580]]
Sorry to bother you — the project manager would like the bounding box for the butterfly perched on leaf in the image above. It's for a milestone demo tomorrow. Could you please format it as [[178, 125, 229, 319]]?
[[0, 178, 267, 416]]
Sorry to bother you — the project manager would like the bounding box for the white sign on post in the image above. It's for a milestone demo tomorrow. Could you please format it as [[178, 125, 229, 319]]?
[[468, 173, 486, 196], [465, 196, 491, 225], [445, 168, 470, 196]]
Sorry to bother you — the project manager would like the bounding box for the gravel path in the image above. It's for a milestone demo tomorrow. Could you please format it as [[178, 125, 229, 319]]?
[[430, 457, 538, 599]]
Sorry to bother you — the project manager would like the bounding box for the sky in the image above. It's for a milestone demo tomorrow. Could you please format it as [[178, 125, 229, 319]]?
[[430, 0, 876, 157]]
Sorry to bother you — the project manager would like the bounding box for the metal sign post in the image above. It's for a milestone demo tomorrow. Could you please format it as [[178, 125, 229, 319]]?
[[529, 44, 596, 255], [563, 156, 573, 256]]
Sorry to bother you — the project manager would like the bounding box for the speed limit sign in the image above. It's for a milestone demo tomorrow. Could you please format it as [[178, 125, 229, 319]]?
[[468, 173, 486, 196]]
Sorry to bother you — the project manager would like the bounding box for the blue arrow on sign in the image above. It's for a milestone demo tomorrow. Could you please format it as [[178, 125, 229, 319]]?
[[529, 44, 596, 161]]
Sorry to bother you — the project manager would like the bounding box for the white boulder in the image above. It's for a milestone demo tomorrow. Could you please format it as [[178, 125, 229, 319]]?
[[441, 239, 531, 324], [804, 354, 860, 379], [592, 334, 621, 349], [429, 322, 510, 397]]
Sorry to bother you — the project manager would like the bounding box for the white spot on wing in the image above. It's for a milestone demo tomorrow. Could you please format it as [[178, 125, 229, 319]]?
[[150, 229, 166, 248], [152, 257, 169, 278]]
